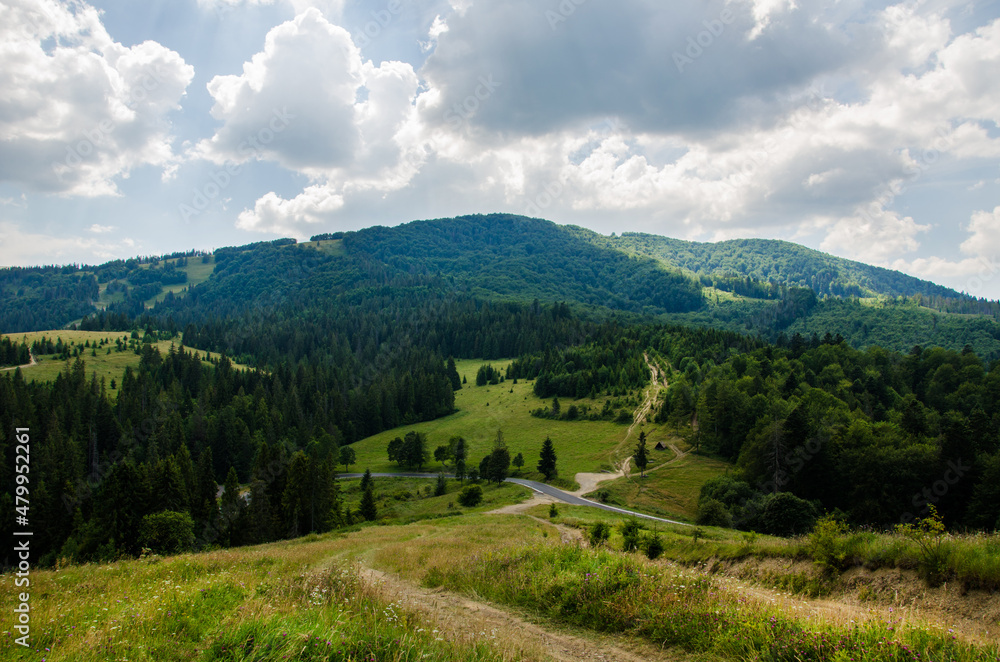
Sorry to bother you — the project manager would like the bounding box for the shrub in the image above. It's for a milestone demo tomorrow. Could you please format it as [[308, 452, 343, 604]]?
[[644, 532, 664, 560], [139, 511, 195, 554], [896, 505, 951, 587], [696, 498, 733, 528], [549, 503, 559, 518], [620, 518, 642, 552], [760, 492, 817, 537], [589, 521, 610, 547], [808, 514, 848, 576], [457, 485, 483, 507]]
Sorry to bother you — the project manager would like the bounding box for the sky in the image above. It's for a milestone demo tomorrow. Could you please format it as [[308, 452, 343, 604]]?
[[1, 0, 1000, 299]]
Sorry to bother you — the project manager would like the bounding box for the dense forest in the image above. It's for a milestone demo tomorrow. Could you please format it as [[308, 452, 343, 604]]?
[[0, 339, 457, 565], [4, 215, 1000, 356], [0, 338, 31, 367], [606, 233, 967, 300]]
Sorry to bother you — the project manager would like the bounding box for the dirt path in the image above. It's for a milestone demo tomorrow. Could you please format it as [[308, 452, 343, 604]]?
[[644, 442, 690, 476], [570, 457, 631, 497], [668, 559, 1000, 645], [357, 565, 684, 661], [0, 351, 36, 372], [609, 353, 665, 462]]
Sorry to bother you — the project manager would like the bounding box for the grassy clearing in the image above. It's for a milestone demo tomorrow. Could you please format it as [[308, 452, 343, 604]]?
[[351, 359, 676, 482], [339, 476, 532, 525], [589, 451, 733, 521], [538, 503, 1000, 594], [0, 517, 550, 661], [0, 330, 241, 396], [433, 541, 1000, 661], [0, 529, 523, 661], [297, 239, 345, 256], [145, 257, 217, 306]]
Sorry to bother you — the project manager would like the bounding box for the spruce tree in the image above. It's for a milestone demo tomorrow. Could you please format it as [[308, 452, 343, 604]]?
[[538, 437, 557, 481], [633, 431, 649, 478], [359, 484, 377, 521]]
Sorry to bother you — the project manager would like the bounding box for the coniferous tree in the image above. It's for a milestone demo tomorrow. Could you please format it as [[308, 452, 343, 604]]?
[[538, 437, 557, 481], [359, 482, 377, 522], [634, 431, 649, 478]]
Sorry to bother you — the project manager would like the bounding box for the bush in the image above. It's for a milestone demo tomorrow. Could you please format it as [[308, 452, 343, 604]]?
[[644, 532, 664, 560], [620, 518, 642, 552], [896, 505, 951, 587], [699, 475, 755, 510], [139, 511, 195, 554], [696, 498, 733, 528], [760, 492, 818, 537], [457, 485, 483, 507], [549, 503, 559, 518], [589, 521, 610, 547], [808, 514, 848, 576]]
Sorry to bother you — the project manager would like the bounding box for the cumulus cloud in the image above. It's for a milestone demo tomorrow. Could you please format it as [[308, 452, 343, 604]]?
[[961, 206, 1000, 259], [0, 0, 194, 197], [199, 0, 998, 287], [0, 221, 139, 266], [197, 8, 425, 234]]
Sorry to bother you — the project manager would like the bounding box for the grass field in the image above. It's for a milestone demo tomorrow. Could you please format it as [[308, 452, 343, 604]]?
[[145, 256, 217, 306], [339, 476, 532, 524], [0, 329, 240, 395], [350, 359, 732, 506], [352, 359, 651, 482], [297, 239, 345, 256], [0, 516, 547, 662], [589, 450, 734, 521]]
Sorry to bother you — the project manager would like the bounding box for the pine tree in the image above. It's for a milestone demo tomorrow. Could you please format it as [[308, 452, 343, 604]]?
[[537, 437, 557, 481], [359, 484, 377, 521], [447, 357, 462, 391], [633, 431, 649, 478]]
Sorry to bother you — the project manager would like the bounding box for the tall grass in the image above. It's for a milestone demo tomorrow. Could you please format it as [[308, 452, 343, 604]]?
[[434, 543, 1000, 661], [0, 544, 504, 661]]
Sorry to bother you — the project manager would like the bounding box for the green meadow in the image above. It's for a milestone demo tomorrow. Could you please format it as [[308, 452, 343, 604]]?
[[0, 330, 238, 396], [352, 360, 647, 481]]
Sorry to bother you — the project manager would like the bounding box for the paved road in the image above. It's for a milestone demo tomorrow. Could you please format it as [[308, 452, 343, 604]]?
[[337, 472, 690, 527]]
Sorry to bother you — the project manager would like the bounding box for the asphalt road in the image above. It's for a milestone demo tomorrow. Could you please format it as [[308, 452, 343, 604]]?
[[338, 472, 690, 527]]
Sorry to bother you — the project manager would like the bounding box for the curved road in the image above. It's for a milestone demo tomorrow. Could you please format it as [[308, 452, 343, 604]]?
[[338, 472, 690, 527]]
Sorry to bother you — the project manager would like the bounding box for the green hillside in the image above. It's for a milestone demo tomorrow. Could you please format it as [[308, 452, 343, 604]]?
[[605, 232, 966, 299]]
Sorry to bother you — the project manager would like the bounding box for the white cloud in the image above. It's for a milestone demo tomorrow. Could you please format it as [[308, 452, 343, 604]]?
[[0, 0, 194, 197], [197, 8, 426, 235], [88, 224, 116, 234], [0, 221, 138, 266], [197, 0, 999, 290], [961, 206, 1000, 258], [821, 210, 929, 265]]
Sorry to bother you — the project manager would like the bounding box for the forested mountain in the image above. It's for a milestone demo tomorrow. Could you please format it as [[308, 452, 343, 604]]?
[[3, 214, 1000, 567], [5, 214, 1000, 357], [603, 233, 967, 300]]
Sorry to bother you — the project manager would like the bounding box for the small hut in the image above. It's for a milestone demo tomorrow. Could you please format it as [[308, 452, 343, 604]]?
[[654, 441, 669, 451]]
